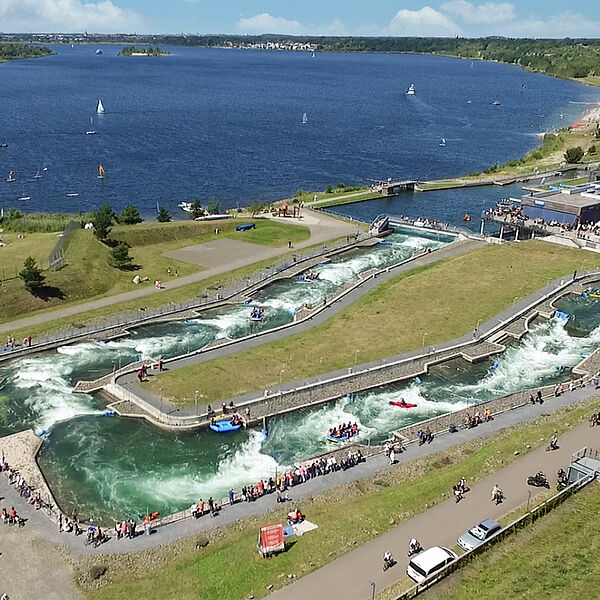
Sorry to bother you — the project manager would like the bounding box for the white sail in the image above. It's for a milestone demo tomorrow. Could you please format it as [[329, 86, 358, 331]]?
[[302, 112, 308, 124], [96, 100, 105, 114]]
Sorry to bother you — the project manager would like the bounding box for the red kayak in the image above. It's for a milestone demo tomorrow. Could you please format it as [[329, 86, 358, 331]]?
[[389, 401, 417, 408]]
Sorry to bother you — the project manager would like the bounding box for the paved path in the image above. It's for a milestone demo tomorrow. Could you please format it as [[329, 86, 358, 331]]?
[[0, 210, 357, 336], [118, 239, 484, 414], [270, 410, 600, 600], [0, 380, 596, 564]]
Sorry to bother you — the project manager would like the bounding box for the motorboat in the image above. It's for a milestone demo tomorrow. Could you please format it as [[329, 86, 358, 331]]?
[[407, 83, 416, 95]]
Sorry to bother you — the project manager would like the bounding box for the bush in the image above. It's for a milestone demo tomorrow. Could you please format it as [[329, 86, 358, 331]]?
[[19, 256, 46, 294], [565, 146, 584, 164], [89, 565, 107, 580], [325, 185, 333, 194], [117, 205, 142, 225]]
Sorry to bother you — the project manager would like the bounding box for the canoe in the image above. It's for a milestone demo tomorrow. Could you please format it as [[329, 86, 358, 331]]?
[[210, 419, 242, 433], [389, 401, 417, 408]]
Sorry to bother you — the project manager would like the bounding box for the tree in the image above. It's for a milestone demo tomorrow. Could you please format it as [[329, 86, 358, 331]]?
[[108, 243, 133, 270], [564, 146, 584, 164], [19, 256, 45, 294], [117, 204, 142, 225], [248, 201, 264, 217], [325, 184, 333, 194], [589, 144, 597, 155], [156, 207, 171, 222], [91, 204, 115, 241], [207, 198, 220, 215], [189, 198, 205, 220]]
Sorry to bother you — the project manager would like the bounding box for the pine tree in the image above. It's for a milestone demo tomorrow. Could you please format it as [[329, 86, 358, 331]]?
[[91, 204, 115, 240], [19, 256, 46, 294], [118, 204, 142, 225], [156, 207, 172, 222], [108, 243, 133, 270]]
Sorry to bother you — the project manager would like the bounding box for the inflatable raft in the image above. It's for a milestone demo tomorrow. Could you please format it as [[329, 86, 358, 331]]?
[[327, 431, 358, 443], [210, 419, 242, 433]]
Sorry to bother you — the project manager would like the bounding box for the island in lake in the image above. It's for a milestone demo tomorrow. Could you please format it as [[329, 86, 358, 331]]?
[[118, 45, 170, 57]]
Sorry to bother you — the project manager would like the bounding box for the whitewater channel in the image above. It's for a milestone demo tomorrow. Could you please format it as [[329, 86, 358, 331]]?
[[1, 233, 599, 522]]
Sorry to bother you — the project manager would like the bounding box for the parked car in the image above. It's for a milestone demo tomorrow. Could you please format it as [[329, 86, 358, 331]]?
[[406, 546, 458, 583], [457, 518, 501, 552]]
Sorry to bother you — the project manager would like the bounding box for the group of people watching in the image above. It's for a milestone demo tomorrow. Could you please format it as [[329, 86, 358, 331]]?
[[1, 456, 51, 525], [328, 422, 358, 440], [395, 215, 449, 231], [417, 428, 434, 445], [464, 409, 493, 429]]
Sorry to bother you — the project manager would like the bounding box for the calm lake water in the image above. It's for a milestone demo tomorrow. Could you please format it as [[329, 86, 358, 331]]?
[[0, 45, 598, 217]]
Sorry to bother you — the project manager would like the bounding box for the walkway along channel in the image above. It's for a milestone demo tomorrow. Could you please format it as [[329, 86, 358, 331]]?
[[104, 267, 600, 435], [0, 228, 382, 363], [91, 237, 479, 428]]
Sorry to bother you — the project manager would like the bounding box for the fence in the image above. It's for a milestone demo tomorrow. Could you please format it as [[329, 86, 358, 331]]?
[[394, 472, 596, 599], [0, 230, 379, 360], [48, 221, 82, 270]]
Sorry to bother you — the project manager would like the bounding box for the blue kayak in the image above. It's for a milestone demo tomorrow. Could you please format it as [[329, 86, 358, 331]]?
[[210, 419, 242, 433]]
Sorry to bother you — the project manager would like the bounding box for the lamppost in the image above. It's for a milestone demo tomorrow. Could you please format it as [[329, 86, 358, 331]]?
[[512, 296, 519, 308], [194, 390, 199, 417], [369, 580, 376, 600], [354, 349, 360, 365], [280, 369, 285, 385], [422, 332, 428, 348]]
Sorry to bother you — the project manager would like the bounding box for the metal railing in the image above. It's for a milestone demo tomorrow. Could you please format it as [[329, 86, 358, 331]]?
[[394, 472, 596, 599], [0, 231, 376, 360]]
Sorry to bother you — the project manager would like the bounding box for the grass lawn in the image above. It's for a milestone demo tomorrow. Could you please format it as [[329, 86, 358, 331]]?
[[432, 482, 600, 600], [0, 218, 309, 324], [149, 240, 596, 407], [77, 397, 600, 600]]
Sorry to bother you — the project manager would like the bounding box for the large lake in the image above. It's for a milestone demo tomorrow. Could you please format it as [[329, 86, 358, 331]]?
[[0, 45, 598, 217]]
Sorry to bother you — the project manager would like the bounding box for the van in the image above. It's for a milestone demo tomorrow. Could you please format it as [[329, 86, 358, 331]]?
[[406, 546, 458, 583]]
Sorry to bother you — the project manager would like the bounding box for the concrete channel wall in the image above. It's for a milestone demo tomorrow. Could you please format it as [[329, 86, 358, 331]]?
[[0, 232, 383, 364], [104, 264, 600, 434]]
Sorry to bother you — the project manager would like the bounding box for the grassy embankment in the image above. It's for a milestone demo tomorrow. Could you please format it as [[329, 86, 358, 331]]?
[[430, 483, 600, 600], [148, 240, 596, 407], [0, 218, 309, 324], [418, 122, 600, 191], [77, 397, 600, 600]]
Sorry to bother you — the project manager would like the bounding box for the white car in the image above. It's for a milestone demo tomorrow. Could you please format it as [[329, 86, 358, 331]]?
[[406, 545, 458, 583]]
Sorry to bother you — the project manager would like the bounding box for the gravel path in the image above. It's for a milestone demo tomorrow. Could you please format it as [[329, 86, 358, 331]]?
[[0, 210, 357, 336]]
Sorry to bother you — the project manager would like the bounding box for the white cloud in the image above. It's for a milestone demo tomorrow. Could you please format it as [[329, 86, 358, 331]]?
[[0, 0, 144, 33], [505, 11, 600, 38], [440, 1, 515, 25], [235, 13, 348, 36], [236, 13, 304, 35], [387, 7, 461, 36]]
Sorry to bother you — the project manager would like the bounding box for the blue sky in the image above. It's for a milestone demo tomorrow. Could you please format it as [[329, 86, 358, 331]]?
[[2, 1, 600, 37]]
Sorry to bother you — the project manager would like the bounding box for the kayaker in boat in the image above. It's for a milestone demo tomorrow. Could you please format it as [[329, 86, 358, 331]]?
[[399, 398, 407, 407]]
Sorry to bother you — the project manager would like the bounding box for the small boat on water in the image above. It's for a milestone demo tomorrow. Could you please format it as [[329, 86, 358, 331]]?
[[250, 306, 265, 322], [210, 415, 243, 433], [86, 117, 96, 135], [302, 112, 308, 124], [492, 100, 501, 106], [98, 164, 105, 179], [95, 49, 103, 55], [66, 192, 79, 197], [34, 169, 41, 179], [462, 214, 471, 222], [389, 400, 417, 408], [406, 83, 416, 95], [298, 272, 319, 283], [327, 430, 359, 443], [96, 99, 105, 114], [439, 138, 447, 147], [6, 170, 15, 182], [18, 195, 31, 201], [0, 143, 7, 148]]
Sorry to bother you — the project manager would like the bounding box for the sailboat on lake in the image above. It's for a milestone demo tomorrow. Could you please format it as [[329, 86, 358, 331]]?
[[439, 138, 447, 147], [86, 117, 96, 135], [96, 100, 105, 114], [302, 112, 308, 124], [98, 164, 105, 179]]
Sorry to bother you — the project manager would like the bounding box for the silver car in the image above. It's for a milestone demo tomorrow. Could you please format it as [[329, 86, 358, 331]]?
[[457, 518, 501, 552]]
